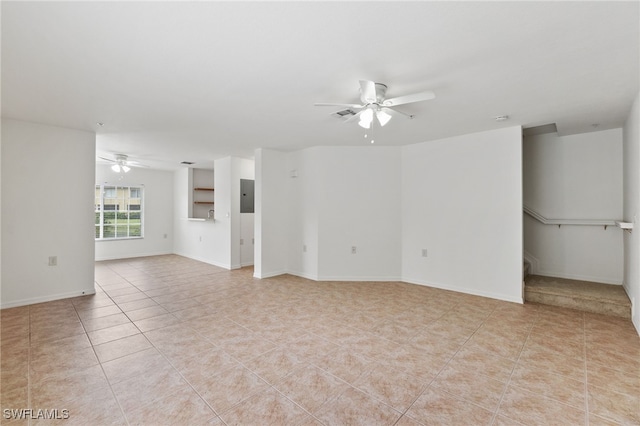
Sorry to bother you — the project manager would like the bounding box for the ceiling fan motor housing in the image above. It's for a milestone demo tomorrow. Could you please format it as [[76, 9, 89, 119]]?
[[361, 82, 388, 104]]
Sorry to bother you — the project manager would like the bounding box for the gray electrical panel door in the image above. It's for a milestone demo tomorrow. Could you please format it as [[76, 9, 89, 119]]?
[[240, 179, 255, 213]]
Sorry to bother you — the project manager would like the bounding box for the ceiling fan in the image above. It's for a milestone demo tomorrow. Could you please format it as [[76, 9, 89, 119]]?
[[98, 154, 149, 173], [315, 80, 436, 129]]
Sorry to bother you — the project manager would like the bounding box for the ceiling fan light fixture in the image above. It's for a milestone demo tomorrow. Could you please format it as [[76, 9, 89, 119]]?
[[358, 108, 374, 129], [111, 164, 121, 173], [376, 110, 392, 127], [122, 165, 131, 173]]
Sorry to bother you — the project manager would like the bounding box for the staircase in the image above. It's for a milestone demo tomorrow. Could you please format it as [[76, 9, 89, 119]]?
[[524, 274, 632, 319]]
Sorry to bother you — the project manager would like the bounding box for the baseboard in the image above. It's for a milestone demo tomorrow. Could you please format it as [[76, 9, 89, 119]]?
[[534, 270, 622, 285], [1, 288, 96, 309], [316, 275, 403, 282], [286, 271, 320, 281], [253, 270, 287, 279], [172, 251, 231, 270], [95, 250, 173, 261], [403, 276, 524, 304], [523, 250, 540, 275]]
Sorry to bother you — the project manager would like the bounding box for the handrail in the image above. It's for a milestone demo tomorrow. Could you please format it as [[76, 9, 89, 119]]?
[[523, 205, 617, 228]]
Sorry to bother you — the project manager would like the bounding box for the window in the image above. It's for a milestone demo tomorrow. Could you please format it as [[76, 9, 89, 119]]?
[[95, 184, 144, 240]]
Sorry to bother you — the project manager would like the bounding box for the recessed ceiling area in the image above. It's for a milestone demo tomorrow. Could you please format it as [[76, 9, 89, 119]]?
[[2, 1, 638, 170]]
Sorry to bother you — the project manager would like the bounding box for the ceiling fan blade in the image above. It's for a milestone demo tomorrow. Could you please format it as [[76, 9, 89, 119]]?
[[382, 90, 436, 107], [383, 107, 415, 119], [315, 102, 363, 108], [359, 80, 377, 104], [344, 110, 365, 124], [98, 156, 116, 163]]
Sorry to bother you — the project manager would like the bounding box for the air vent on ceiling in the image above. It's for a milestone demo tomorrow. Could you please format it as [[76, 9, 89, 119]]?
[[180, 161, 195, 165], [332, 109, 357, 119]]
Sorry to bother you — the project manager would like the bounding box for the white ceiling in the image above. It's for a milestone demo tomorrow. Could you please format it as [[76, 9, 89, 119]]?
[[2, 1, 638, 170]]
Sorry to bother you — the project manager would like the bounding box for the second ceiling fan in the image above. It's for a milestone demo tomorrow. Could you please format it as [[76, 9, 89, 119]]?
[[315, 80, 436, 129]]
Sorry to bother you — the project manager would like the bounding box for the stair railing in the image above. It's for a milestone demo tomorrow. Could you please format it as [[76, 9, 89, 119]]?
[[523, 204, 627, 230]]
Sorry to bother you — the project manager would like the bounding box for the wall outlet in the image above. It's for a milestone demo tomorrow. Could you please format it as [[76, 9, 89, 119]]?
[[351, 246, 357, 254], [422, 249, 428, 257], [199, 236, 202, 242], [48, 256, 57, 266], [240, 239, 244, 245], [303, 244, 307, 253], [163, 233, 168, 239]]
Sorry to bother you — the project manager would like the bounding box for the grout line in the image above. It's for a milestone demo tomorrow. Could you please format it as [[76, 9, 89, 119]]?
[[487, 306, 538, 426], [72, 285, 131, 426], [583, 312, 589, 426]]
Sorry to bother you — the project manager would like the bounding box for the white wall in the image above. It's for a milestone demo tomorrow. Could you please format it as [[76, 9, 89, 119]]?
[[523, 129, 623, 284], [285, 148, 321, 279], [256, 128, 523, 303], [95, 164, 174, 260], [401, 126, 524, 303], [254, 148, 289, 278], [315, 147, 402, 281], [623, 92, 640, 333], [173, 162, 228, 268], [1, 119, 95, 308], [173, 156, 254, 269]]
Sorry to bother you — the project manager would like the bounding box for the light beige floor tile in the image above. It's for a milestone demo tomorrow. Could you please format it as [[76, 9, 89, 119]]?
[[274, 364, 351, 414], [354, 364, 428, 411], [497, 385, 586, 425], [588, 384, 640, 425], [125, 385, 216, 426], [93, 333, 152, 363], [509, 364, 585, 409], [80, 312, 131, 332], [87, 322, 140, 346], [314, 386, 402, 426], [192, 364, 269, 414], [431, 364, 507, 411], [219, 387, 313, 426], [2, 255, 637, 426], [405, 386, 494, 426]]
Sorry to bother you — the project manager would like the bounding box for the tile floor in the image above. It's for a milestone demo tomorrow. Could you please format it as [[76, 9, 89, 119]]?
[[1, 254, 639, 425]]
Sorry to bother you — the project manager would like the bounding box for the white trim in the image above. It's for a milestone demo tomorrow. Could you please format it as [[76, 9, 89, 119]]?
[[523, 250, 540, 275], [316, 275, 403, 282], [1, 288, 96, 309], [172, 251, 231, 270], [403, 276, 524, 304], [253, 270, 287, 279], [286, 271, 320, 281], [95, 250, 173, 261]]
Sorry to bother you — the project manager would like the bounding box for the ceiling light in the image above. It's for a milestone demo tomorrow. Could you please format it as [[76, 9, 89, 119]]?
[[358, 108, 374, 129], [494, 115, 509, 121], [122, 166, 131, 173], [111, 164, 121, 173], [376, 110, 392, 127]]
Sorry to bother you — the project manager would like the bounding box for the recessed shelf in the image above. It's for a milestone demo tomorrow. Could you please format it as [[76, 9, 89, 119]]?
[[189, 168, 215, 220]]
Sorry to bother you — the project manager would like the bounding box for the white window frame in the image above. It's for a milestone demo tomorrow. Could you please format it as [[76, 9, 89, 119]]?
[[95, 184, 144, 240]]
